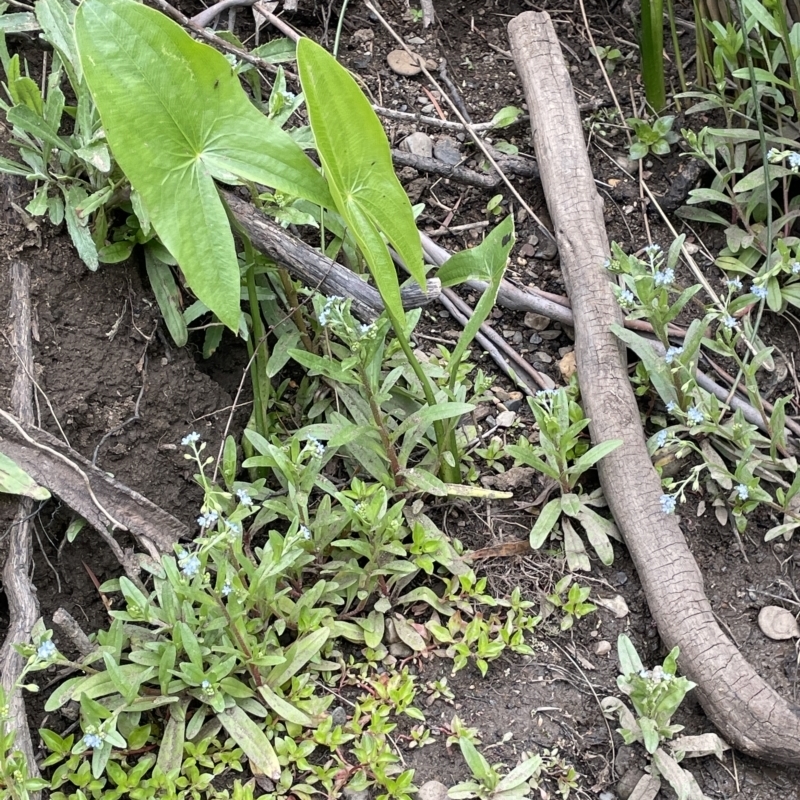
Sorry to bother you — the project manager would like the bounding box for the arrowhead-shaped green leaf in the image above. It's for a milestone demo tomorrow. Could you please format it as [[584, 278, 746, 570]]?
[[298, 38, 424, 317], [75, 0, 333, 329]]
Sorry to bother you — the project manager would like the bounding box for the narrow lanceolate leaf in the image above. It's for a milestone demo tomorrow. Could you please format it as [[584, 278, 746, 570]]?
[[297, 37, 425, 316], [0, 451, 51, 500], [75, 0, 332, 330], [218, 703, 280, 780]]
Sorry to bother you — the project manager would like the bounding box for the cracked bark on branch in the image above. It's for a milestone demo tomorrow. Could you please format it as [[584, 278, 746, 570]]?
[[0, 259, 41, 793], [222, 191, 440, 321], [508, 10, 800, 765]]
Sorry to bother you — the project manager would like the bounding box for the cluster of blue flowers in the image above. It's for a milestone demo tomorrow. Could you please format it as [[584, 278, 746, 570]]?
[[318, 295, 344, 326], [664, 346, 683, 365]]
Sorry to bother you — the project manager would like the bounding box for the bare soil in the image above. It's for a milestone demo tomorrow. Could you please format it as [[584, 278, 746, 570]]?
[[2, 0, 800, 798]]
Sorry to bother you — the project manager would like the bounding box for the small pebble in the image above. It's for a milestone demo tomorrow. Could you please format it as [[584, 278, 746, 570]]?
[[496, 410, 516, 427], [533, 351, 553, 364], [401, 131, 434, 159], [418, 781, 449, 800], [594, 640, 611, 656], [523, 312, 550, 331], [433, 136, 462, 165]]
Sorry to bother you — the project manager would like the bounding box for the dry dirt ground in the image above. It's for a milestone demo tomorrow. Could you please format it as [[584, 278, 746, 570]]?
[[2, 0, 800, 798]]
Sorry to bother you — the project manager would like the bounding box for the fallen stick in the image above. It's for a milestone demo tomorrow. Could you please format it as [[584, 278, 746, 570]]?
[[509, 10, 800, 765], [0, 414, 188, 573], [0, 259, 40, 794], [223, 191, 440, 321]]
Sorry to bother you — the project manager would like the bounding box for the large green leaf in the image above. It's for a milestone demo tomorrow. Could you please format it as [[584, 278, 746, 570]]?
[[297, 38, 424, 317], [75, 0, 333, 329]]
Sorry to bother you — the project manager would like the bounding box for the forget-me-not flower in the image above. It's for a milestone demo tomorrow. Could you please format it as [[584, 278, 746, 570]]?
[[37, 640, 56, 661], [726, 277, 742, 292], [83, 733, 103, 750], [181, 555, 201, 578], [181, 432, 201, 446], [655, 430, 668, 449], [687, 406, 704, 424], [736, 484, 749, 501], [751, 284, 768, 300], [236, 488, 253, 507], [660, 494, 677, 514], [197, 510, 219, 529], [654, 267, 675, 287], [664, 346, 683, 365]]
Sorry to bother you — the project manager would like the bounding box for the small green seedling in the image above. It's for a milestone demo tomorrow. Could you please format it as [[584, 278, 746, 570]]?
[[626, 115, 679, 160], [546, 576, 596, 631], [590, 45, 625, 74]]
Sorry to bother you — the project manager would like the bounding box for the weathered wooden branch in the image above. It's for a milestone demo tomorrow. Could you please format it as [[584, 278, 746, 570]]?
[[509, 10, 800, 765], [222, 191, 440, 322], [0, 414, 188, 572], [0, 259, 40, 795]]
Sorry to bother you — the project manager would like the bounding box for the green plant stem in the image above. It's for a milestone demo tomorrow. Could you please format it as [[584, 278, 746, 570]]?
[[665, 0, 687, 95], [245, 263, 271, 440], [384, 307, 461, 483], [278, 268, 315, 353], [358, 364, 403, 484], [332, 0, 351, 59]]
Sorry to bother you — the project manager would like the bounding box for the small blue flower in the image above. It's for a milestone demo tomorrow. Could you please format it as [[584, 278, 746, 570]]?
[[181, 555, 201, 578], [225, 520, 242, 537], [602, 258, 613, 270], [197, 510, 219, 528], [653, 267, 675, 287], [791, 261, 800, 275], [299, 525, 312, 540], [789, 152, 800, 170], [307, 437, 325, 458], [664, 346, 684, 365], [617, 288, 637, 309], [735, 484, 749, 501], [236, 489, 253, 507], [721, 315, 738, 330], [181, 432, 201, 446], [644, 243, 662, 258], [660, 494, 677, 514], [201, 680, 211, 689], [665, 401, 678, 413], [726, 277, 742, 292], [83, 732, 103, 750], [767, 147, 779, 162], [221, 582, 232, 596], [687, 406, 704, 424], [751, 284, 768, 300], [318, 295, 344, 326], [359, 322, 375, 335], [37, 640, 56, 661], [655, 430, 668, 449]]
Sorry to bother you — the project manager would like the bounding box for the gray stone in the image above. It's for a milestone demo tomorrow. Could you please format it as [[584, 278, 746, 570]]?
[[433, 136, 462, 165], [418, 781, 449, 800], [533, 351, 553, 364], [343, 788, 370, 800], [402, 131, 434, 159], [496, 410, 516, 428], [523, 312, 550, 331], [331, 706, 347, 727]]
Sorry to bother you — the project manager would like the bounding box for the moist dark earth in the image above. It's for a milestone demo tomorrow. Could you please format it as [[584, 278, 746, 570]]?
[[2, 0, 800, 797]]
